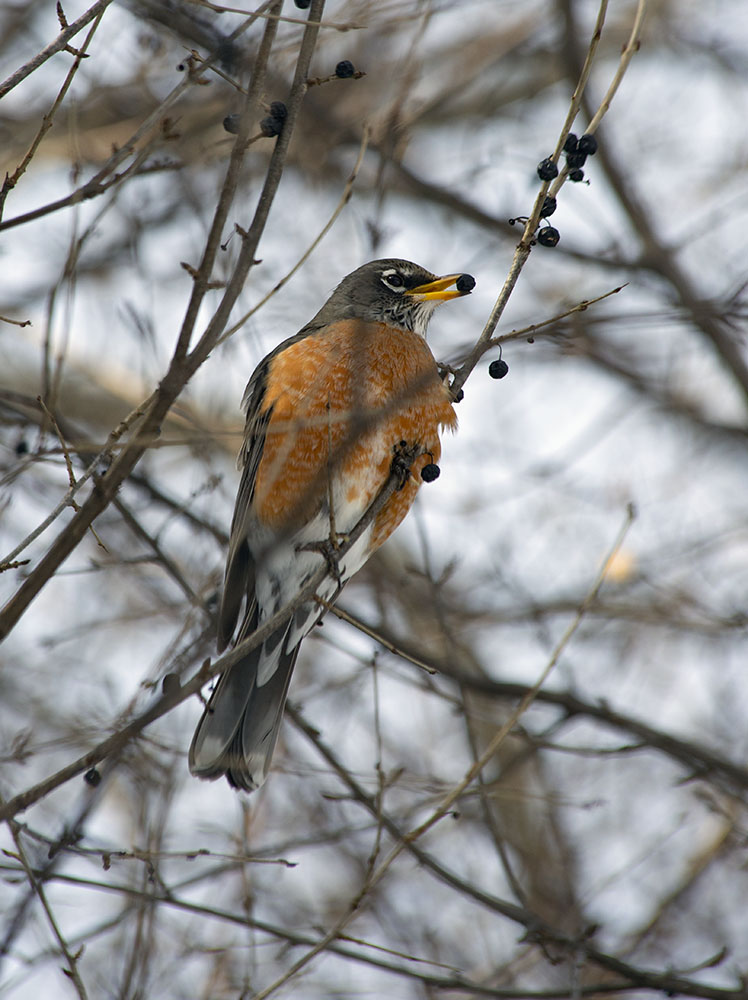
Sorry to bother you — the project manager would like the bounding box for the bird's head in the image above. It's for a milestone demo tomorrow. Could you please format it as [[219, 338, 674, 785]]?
[[310, 258, 475, 337]]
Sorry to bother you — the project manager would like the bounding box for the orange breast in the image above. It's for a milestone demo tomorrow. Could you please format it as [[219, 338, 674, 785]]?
[[253, 319, 457, 548]]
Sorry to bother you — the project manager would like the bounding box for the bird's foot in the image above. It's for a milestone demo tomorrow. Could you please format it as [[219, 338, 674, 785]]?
[[298, 536, 346, 584], [391, 440, 421, 490]]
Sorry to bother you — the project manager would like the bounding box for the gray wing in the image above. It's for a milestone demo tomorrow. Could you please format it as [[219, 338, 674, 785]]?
[[217, 329, 316, 651], [189, 328, 320, 790]]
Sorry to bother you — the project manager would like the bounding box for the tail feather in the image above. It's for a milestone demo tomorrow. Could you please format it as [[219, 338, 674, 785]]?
[[189, 626, 299, 791]]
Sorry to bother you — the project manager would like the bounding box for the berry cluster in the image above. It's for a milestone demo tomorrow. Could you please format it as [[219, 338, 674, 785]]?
[[529, 131, 599, 247], [223, 101, 289, 138], [563, 131, 598, 183], [260, 100, 288, 138], [536, 131, 598, 184], [509, 194, 561, 248]]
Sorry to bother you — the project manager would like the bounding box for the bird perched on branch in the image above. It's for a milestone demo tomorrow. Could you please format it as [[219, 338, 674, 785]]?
[[189, 258, 474, 790]]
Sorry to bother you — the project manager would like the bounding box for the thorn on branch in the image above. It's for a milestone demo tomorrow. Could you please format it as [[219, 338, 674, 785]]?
[[0, 558, 31, 573], [179, 262, 225, 289], [160, 117, 181, 140]]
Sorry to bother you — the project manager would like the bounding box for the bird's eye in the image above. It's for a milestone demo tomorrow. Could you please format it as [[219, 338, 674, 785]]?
[[383, 272, 404, 289]]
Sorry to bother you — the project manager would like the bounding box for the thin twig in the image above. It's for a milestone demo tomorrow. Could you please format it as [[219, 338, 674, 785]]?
[[287, 706, 743, 1000], [36, 397, 107, 551], [0, 315, 32, 327], [219, 126, 371, 344], [0, 0, 114, 101], [0, 1, 296, 639], [263, 505, 636, 996], [0, 2, 279, 234], [450, 0, 645, 398], [0, 441, 416, 822], [4, 817, 89, 998], [548, 0, 648, 199], [189, 0, 363, 32], [0, 392, 156, 567], [0, 9, 105, 219], [318, 598, 437, 675], [492, 284, 627, 346], [586, 0, 649, 135]]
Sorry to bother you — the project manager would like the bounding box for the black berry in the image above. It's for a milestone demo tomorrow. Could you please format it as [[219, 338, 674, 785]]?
[[537, 157, 558, 181], [565, 150, 587, 169], [335, 60, 355, 78], [540, 195, 557, 218], [223, 113, 240, 134], [537, 226, 560, 247], [84, 767, 102, 787], [421, 463, 441, 483], [15, 439, 28, 456], [456, 273, 475, 293], [294, 0, 311, 7], [453, 388, 464, 403], [569, 168, 585, 183], [577, 133, 598, 156], [488, 359, 509, 379], [269, 101, 287, 121], [563, 133, 578, 154], [260, 116, 283, 137]]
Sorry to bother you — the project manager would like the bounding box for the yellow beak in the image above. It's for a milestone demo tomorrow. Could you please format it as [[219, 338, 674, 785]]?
[[407, 273, 475, 302]]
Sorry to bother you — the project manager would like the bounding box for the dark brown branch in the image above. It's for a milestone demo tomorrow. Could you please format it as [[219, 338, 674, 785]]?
[[0, 860, 643, 998], [287, 705, 745, 1000], [0, 3, 287, 641], [558, 0, 748, 415], [0, 0, 115, 101], [0, 442, 416, 822], [330, 602, 748, 799]]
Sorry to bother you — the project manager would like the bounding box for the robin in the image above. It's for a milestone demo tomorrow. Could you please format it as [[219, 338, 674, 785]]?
[[189, 258, 474, 790]]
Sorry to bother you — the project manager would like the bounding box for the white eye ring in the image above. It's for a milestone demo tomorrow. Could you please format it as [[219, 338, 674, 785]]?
[[382, 271, 405, 290]]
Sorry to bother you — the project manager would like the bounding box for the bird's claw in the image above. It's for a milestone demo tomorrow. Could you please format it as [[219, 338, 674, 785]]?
[[298, 536, 345, 584], [391, 440, 421, 490]]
